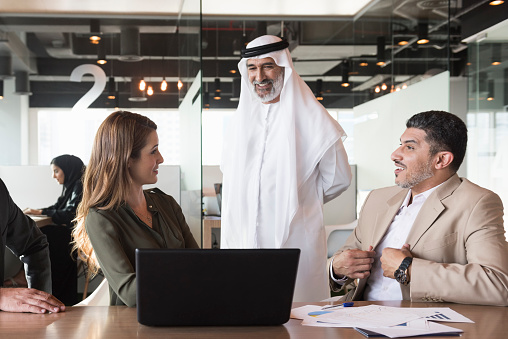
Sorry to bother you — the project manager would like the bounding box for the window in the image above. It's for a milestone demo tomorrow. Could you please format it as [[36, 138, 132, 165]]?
[[36, 109, 180, 165]]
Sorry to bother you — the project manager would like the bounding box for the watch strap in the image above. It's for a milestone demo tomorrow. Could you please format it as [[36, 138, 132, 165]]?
[[395, 256, 413, 285], [399, 257, 413, 271]]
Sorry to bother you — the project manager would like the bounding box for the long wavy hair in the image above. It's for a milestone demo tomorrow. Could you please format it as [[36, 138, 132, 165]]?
[[72, 111, 157, 276]]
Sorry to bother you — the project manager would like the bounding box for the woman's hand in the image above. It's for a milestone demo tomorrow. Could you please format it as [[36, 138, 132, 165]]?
[[23, 208, 43, 215]]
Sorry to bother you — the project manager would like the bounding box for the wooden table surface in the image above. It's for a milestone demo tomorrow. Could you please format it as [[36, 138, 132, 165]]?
[[0, 300, 506, 339], [27, 215, 53, 228]]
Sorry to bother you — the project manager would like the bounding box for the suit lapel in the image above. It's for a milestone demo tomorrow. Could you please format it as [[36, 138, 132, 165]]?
[[405, 174, 461, 249], [371, 189, 408, 250]]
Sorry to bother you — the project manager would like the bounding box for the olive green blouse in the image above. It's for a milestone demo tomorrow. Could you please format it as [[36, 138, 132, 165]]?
[[85, 188, 199, 307]]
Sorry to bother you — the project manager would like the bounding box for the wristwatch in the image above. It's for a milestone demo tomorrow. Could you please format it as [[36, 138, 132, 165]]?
[[394, 257, 413, 285]]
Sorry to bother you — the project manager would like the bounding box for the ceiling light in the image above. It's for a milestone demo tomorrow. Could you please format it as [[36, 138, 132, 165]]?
[[341, 60, 350, 87], [161, 79, 168, 91], [381, 83, 387, 91], [214, 78, 221, 92], [139, 79, 146, 91], [204, 91, 210, 109], [147, 85, 154, 96], [214, 91, 221, 100], [374, 86, 380, 93], [107, 77, 116, 99], [90, 36, 101, 44], [487, 80, 495, 101], [315, 79, 324, 100], [177, 79, 183, 91], [229, 69, 237, 74], [359, 60, 368, 67], [491, 45, 502, 65], [129, 77, 147, 102], [97, 43, 107, 65], [398, 40, 409, 46], [119, 27, 143, 62], [89, 19, 101, 45], [489, 1, 504, 5], [352, 74, 391, 92], [417, 22, 429, 45], [376, 36, 386, 66]]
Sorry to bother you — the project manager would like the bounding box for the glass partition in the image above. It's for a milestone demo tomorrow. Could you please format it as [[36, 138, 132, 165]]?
[[0, 2, 204, 297], [178, 0, 203, 245], [467, 34, 508, 230], [199, 1, 454, 226]]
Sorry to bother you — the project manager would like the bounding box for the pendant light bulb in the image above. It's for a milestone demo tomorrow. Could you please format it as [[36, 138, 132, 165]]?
[[177, 79, 183, 90], [139, 79, 146, 91], [161, 79, 168, 91], [147, 85, 154, 96]]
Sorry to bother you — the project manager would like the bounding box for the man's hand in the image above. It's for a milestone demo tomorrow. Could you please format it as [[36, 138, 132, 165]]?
[[380, 244, 412, 279], [332, 246, 376, 279], [0, 287, 66, 314]]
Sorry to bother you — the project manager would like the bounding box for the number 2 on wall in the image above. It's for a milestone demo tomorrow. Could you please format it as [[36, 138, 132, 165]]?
[[70, 64, 107, 111]]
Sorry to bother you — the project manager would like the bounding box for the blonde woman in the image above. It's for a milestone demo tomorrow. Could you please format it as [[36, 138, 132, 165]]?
[[73, 111, 199, 307]]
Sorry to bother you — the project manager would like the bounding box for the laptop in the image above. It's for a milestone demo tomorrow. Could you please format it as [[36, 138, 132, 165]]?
[[136, 248, 300, 326]]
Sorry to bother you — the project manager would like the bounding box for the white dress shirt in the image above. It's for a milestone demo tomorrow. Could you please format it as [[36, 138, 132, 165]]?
[[330, 184, 442, 300], [363, 185, 440, 300]]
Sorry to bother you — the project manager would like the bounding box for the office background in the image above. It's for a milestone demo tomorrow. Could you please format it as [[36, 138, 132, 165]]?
[[0, 0, 507, 249]]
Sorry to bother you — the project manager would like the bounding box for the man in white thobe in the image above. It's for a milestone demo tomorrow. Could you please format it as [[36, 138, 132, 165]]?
[[221, 35, 352, 302]]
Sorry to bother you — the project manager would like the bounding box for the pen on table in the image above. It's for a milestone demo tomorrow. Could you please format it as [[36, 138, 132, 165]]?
[[321, 302, 354, 310]]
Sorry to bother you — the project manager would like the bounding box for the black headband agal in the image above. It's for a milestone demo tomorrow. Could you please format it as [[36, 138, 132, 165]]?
[[241, 39, 289, 58]]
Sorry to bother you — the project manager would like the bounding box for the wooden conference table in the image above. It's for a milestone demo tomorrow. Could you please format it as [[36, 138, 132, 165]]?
[[1, 300, 506, 339], [28, 215, 53, 228]]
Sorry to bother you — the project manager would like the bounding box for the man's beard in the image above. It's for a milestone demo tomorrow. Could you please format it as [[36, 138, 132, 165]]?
[[249, 70, 284, 103], [396, 159, 434, 189]]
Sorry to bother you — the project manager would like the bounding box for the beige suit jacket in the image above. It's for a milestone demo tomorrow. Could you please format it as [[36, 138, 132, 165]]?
[[330, 174, 508, 306]]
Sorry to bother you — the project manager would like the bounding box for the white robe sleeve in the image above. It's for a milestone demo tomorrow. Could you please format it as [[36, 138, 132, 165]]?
[[319, 139, 352, 204]]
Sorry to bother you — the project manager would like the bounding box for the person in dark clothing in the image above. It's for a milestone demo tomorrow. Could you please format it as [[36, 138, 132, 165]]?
[[0, 178, 65, 313], [22, 154, 85, 305], [24, 154, 85, 226]]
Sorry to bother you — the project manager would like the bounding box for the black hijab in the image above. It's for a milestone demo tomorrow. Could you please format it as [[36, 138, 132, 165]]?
[[51, 154, 85, 209]]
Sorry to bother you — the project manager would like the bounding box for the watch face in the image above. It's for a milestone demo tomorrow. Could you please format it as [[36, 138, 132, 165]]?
[[395, 269, 407, 284]]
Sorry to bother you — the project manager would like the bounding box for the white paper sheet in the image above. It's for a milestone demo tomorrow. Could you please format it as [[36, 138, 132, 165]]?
[[315, 305, 423, 328], [356, 319, 463, 338]]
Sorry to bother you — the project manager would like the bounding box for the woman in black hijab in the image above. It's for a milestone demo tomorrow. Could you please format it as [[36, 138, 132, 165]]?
[[22, 154, 85, 305], [24, 154, 85, 226]]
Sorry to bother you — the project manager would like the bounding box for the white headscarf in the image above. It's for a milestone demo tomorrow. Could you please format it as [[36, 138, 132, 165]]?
[[221, 35, 346, 248]]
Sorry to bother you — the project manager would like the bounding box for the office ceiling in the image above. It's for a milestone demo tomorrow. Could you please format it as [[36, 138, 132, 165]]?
[[0, 0, 507, 109]]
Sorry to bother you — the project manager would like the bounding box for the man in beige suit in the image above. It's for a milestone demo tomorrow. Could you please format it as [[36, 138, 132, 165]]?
[[330, 110, 508, 306]]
